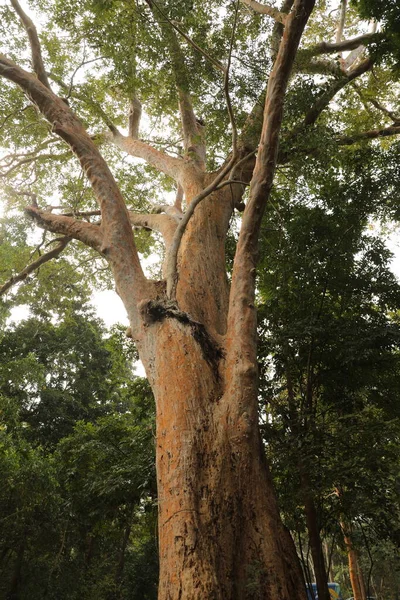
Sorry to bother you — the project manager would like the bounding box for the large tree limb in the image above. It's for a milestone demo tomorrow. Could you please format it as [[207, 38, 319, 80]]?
[[109, 130, 185, 182], [25, 206, 103, 251], [128, 212, 178, 248], [165, 8, 240, 299], [226, 0, 315, 394], [0, 236, 71, 296], [300, 33, 380, 58], [337, 124, 400, 145], [241, 0, 288, 23], [0, 54, 151, 330], [10, 0, 51, 90]]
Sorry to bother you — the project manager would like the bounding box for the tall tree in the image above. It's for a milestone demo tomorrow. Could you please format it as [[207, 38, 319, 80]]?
[[1, 0, 400, 597]]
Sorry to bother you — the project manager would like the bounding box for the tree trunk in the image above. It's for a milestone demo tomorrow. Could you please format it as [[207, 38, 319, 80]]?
[[137, 315, 305, 599], [301, 473, 331, 600], [6, 538, 25, 600], [341, 523, 367, 600]]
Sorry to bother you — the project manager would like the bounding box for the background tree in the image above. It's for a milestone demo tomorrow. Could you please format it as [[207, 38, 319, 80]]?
[[256, 148, 400, 599], [0, 296, 158, 600]]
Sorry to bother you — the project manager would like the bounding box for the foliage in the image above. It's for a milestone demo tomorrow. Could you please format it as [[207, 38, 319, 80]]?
[[0, 306, 158, 600]]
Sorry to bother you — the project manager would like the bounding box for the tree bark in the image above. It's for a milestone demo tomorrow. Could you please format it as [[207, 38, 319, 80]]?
[[341, 523, 367, 600], [136, 315, 304, 599]]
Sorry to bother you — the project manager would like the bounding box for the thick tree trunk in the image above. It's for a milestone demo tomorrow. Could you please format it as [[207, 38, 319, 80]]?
[[135, 314, 305, 599]]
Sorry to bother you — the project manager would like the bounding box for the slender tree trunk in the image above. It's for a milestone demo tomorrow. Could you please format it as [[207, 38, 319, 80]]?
[[341, 523, 367, 600], [301, 473, 331, 600], [114, 509, 134, 595], [6, 538, 25, 600], [286, 354, 330, 600]]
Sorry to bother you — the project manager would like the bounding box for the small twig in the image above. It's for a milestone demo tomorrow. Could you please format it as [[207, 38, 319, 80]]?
[[67, 56, 107, 99]]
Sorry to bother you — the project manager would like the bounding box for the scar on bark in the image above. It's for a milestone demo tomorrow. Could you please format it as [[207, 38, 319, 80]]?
[[139, 299, 225, 371]]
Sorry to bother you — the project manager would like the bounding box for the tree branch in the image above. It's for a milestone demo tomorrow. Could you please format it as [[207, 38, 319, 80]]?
[[145, 0, 207, 167], [145, 0, 225, 73], [128, 95, 142, 139], [0, 55, 151, 327], [109, 130, 185, 182], [300, 33, 380, 57], [299, 57, 373, 129], [128, 212, 178, 247], [335, 0, 347, 45], [174, 184, 183, 212], [271, 0, 294, 61], [165, 3, 240, 299], [24, 206, 103, 251], [241, 0, 288, 23], [0, 236, 71, 296], [10, 0, 51, 90], [337, 124, 400, 145], [1, 151, 71, 178], [226, 0, 315, 393], [352, 83, 400, 123]]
